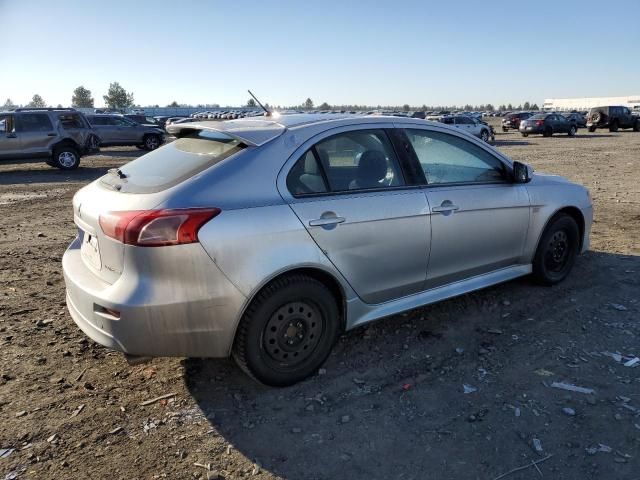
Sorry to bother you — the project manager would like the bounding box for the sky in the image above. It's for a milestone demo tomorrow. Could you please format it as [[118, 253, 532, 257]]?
[[1, 0, 639, 108]]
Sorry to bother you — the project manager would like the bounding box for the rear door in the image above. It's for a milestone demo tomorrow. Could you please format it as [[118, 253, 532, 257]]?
[[403, 127, 530, 288], [0, 114, 22, 158], [281, 125, 431, 304], [14, 113, 55, 156]]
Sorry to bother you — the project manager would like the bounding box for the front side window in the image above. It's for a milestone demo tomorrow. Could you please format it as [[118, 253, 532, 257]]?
[[287, 129, 405, 196], [16, 113, 53, 132], [405, 129, 507, 185]]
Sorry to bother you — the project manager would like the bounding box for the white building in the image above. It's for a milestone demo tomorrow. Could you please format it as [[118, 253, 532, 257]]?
[[543, 95, 640, 112]]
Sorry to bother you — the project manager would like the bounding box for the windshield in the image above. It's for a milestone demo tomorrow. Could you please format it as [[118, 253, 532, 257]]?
[[99, 129, 246, 193]]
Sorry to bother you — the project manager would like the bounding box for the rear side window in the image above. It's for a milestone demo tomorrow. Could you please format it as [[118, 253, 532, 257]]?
[[287, 129, 404, 196], [100, 129, 245, 193], [59, 114, 85, 129], [16, 114, 53, 132]]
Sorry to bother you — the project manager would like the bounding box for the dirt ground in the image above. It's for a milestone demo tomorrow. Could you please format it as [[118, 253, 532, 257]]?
[[1, 119, 639, 480]]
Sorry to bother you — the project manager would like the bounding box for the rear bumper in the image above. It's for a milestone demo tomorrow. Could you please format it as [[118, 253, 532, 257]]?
[[63, 236, 247, 358]]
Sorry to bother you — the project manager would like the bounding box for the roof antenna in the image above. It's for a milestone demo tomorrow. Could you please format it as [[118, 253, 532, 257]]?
[[247, 89, 271, 117]]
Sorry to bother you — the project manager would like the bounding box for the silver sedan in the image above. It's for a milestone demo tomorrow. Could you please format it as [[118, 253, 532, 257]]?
[[63, 114, 593, 386]]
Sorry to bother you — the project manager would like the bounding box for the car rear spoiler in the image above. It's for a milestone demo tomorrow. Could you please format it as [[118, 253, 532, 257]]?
[[166, 120, 285, 147]]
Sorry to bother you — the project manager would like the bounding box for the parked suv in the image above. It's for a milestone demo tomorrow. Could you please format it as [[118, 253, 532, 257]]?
[[586, 106, 640, 132], [501, 112, 533, 132], [86, 114, 165, 150], [0, 108, 99, 169]]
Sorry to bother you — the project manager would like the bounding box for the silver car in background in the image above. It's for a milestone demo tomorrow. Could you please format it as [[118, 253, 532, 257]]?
[[63, 115, 592, 386]]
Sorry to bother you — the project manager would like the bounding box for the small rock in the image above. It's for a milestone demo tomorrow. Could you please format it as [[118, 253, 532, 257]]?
[[562, 407, 576, 416], [478, 348, 490, 355], [455, 347, 464, 354], [352, 378, 365, 385], [463, 384, 477, 394], [514, 407, 521, 417], [305, 404, 315, 412], [60, 460, 69, 467], [206, 471, 222, 480], [47, 434, 57, 443], [15, 411, 27, 418], [36, 319, 53, 328], [109, 426, 123, 435], [37, 232, 46, 238], [610, 303, 627, 311], [532, 437, 543, 453], [487, 328, 503, 335], [83, 382, 94, 390]]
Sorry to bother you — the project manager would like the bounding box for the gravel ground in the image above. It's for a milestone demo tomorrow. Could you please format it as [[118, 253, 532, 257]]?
[[1, 120, 639, 480]]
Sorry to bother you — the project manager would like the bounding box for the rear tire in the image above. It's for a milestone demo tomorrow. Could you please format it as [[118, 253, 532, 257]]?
[[52, 146, 80, 170], [532, 213, 579, 285], [568, 125, 576, 136], [521, 133, 528, 137], [232, 274, 340, 386], [634, 120, 640, 132]]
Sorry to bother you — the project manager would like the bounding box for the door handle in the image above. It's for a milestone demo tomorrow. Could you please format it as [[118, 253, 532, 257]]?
[[309, 216, 346, 227], [47, 133, 56, 136], [432, 202, 460, 214]]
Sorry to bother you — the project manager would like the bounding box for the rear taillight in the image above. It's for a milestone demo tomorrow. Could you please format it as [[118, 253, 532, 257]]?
[[99, 208, 221, 247], [536, 120, 544, 126]]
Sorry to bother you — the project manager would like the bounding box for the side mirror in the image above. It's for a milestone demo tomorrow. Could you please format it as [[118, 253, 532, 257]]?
[[513, 161, 532, 183]]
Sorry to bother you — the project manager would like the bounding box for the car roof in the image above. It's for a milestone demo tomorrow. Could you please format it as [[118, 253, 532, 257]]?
[[167, 114, 443, 147]]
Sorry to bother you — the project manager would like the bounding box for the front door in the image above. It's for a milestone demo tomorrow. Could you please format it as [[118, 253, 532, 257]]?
[[283, 127, 431, 304], [0, 114, 21, 158], [403, 127, 530, 288]]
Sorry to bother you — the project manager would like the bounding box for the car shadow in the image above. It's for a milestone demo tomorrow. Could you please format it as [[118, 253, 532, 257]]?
[[0, 165, 111, 185], [184, 251, 640, 479], [491, 140, 530, 146]]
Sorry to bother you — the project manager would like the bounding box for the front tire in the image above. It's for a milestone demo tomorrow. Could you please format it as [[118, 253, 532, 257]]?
[[232, 274, 340, 386], [634, 120, 640, 132], [480, 129, 490, 142], [568, 125, 577, 136], [588, 125, 596, 133], [142, 134, 162, 151], [532, 213, 579, 285], [52, 146, 80, 170]]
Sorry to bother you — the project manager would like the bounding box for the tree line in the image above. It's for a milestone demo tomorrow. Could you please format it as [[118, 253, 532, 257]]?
[[2, 89, 539, 112]]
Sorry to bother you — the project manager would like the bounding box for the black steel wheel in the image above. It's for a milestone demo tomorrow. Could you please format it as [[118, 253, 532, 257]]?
[[532, 213, 579, 285], [233, 274, 340, 386]]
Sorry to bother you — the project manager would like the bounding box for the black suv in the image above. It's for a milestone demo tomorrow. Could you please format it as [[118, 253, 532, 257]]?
[[0, 108, 100, 169], [586, 106, 640, 132]]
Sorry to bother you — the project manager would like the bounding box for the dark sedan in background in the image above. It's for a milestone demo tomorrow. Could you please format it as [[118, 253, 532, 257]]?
[[519, 113, 577, 137]]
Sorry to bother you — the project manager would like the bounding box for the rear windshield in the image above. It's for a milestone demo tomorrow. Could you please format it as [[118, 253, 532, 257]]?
[[530, 114, 547, 120], [100, 129, 245, 193]]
